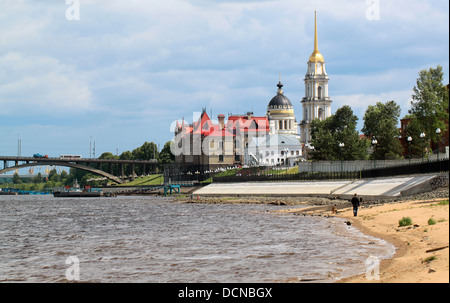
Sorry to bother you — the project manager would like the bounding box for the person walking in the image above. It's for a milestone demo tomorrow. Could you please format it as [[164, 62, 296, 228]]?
[[351, 193, 360, 217]]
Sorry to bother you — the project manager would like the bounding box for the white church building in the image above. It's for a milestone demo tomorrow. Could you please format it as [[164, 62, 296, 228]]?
[[246, 11, 333, 167]]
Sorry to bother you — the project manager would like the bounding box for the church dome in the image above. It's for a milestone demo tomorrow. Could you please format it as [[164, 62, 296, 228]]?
[[309, 50, 324, 63], [268, 82, 293, 109]]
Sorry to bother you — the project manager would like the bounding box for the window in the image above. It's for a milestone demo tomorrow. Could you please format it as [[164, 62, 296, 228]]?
[[318, 86, 322, 99], [219, 155, 224, 162], [318, 108, 324, 121]]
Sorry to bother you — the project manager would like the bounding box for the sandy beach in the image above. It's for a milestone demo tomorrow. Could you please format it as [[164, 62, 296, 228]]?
[[337, 198, 449, 283], [272, 192, 449, 283], [182, 186, 449, 283]]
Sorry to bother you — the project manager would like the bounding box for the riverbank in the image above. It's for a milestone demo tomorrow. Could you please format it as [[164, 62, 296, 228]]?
[[178, 187, 449, 283], [337, 198, 449, 283], [273, 187, 449, 283]]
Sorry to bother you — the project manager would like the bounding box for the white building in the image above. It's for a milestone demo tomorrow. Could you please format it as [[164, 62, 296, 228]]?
[[247, 134, 302, 167], [245, 82, 303, 167]]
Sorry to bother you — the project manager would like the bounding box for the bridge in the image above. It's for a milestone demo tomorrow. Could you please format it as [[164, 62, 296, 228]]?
[[0, 156, 158, 184]]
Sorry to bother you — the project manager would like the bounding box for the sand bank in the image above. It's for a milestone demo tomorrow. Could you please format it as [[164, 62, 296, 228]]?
[[337, 198, 449, 283]]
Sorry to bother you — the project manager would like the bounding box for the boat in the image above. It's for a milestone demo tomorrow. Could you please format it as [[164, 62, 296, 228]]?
[[0, 189, 18, 195], [53, 180, 103, 198]]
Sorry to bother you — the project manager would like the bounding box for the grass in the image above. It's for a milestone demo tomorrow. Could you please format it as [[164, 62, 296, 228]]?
[[119, 174, 164, 186], [437, 200, 449, 206], [398, 216, 413, 227], [423, 256, 437, 263]]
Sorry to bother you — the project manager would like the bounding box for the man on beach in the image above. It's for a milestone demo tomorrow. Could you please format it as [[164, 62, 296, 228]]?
[[351, 193, 360, 217]]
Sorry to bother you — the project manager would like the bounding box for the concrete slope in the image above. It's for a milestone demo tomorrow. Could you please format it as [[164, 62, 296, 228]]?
[[194, 174, 440, 200]]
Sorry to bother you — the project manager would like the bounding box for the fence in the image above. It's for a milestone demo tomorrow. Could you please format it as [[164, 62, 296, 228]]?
[[297, 157, 448, 173], [213, 158, 449, 183]]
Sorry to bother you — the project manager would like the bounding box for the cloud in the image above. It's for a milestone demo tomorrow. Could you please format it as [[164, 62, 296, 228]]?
[[0, 0, 448, 157], [0, 52, 92, 116]]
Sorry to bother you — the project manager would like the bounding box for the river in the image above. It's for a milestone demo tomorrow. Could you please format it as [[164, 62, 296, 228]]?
[[0, 195, 395, 283]]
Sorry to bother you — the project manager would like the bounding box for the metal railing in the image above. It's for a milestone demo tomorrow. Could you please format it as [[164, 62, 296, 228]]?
[[212, 158, 449, 183]]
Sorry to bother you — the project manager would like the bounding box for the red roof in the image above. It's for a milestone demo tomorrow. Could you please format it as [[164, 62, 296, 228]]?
[[176, 112, 269, 138]]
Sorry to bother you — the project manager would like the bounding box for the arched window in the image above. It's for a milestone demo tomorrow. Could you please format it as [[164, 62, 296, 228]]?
[[279, 120, 283, 130], [318, 86, 322, 99], [318, 108, 324, 121]]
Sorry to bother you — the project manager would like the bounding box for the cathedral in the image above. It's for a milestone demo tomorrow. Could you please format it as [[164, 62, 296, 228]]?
[[173, 12, 332, 170]]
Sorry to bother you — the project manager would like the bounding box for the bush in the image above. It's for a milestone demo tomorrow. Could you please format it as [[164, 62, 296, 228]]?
[[428, 218, 437, 225], [399, 217, 413, 227]]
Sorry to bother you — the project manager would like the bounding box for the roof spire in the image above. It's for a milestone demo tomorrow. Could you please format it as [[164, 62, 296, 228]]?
[[277, 78, 284, 95], [309, 11, 325, 63], [314, 10, 319, 53]]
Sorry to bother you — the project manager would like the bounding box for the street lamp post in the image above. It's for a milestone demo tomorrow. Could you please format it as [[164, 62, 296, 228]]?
[[309, 145, 315, 173], [371, 139, 378, 169], [436, 128, 441, 161], [420, 132, 426, 162], [284, 148, 289, 173], [407, 136, 412, 164], [339, 142, 345, 173]]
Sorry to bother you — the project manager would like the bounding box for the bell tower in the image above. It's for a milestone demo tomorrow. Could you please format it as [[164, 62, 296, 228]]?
[[300, 11, 333, 143]]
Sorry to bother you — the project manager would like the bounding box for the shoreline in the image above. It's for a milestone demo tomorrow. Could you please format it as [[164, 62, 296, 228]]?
[[336, 197, 449, 283], [176, 187, 449, 283]]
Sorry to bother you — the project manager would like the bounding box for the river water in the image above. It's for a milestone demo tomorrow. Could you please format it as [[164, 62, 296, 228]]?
[[0, 195, 395, 283]]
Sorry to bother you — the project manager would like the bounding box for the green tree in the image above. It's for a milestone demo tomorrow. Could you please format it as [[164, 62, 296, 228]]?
[[404, 117, 430, 158], [132, 141, 159, 160], [362, 101, 403, 160], [98, 152, 119, 160], [32, 172, 43, 184], [13, 172, 22, 184], [48, 169, 61, 182], [408, 65, 449, 147], [310, 106, 368, 160], [159, 141, 175, 166]]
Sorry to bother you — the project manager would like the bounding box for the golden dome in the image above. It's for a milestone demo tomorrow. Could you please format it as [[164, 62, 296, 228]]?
[[309, 51, 324, 63]]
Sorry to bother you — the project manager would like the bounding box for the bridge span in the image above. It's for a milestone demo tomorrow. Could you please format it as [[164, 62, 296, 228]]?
[[0, 156, 158, 184]]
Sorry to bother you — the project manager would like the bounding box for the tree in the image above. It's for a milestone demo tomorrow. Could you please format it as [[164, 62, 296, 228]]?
[[48, 169, 61, 182], [404, 117, 430, 158], [408, 65, 449, 147], [13, 172, 22, 184], [32, 172, 43, 184], [310, 106, 369, 161], [99, 152, 119, 160], [132, 141, 159, 160], [158, 141, 175, 168], [362, 101, 403, 160]]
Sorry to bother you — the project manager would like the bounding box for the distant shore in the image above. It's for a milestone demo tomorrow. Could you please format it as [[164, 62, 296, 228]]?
[[177, 187, 449, 283]]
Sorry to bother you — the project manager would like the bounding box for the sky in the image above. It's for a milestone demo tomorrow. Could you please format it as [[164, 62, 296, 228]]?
[[0, 0, 449, 160]]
